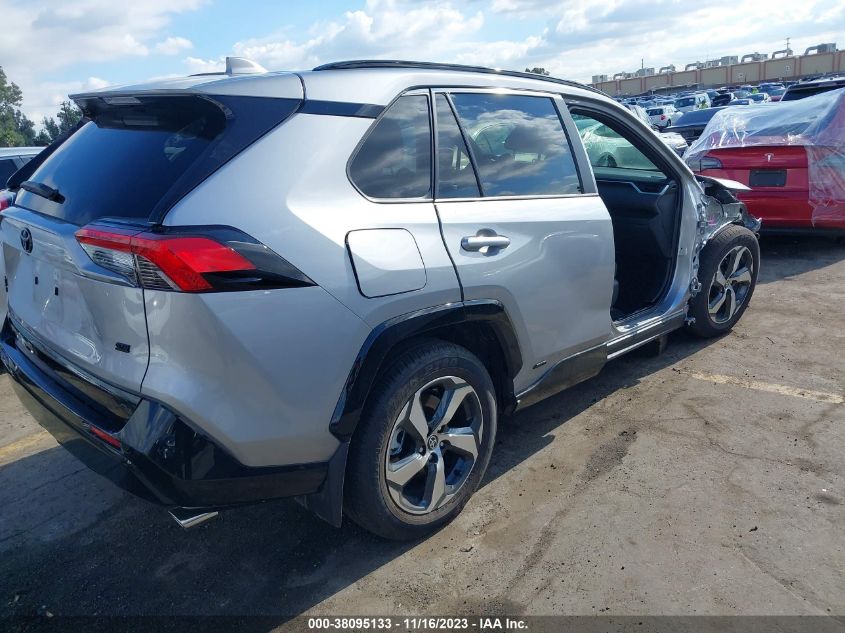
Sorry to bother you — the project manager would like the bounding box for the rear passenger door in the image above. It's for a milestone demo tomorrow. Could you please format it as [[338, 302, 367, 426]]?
[[433, 90, 615, 392]]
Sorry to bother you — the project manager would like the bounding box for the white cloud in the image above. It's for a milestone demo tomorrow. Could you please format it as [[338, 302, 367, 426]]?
[[185, 57, 225, 74], [7, 0, 845, 122], [24, 77, 113, 123], [219, 0, 484, 71], [0, 0, 206, 119], [154, 36, 193, 55], [177, 0, 844, 87]]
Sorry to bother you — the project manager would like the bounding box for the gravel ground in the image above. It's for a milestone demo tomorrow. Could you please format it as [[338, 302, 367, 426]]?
[[0, 235, 843, 629]]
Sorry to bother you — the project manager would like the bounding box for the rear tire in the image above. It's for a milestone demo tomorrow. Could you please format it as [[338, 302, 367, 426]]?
[[688, 225, 760, 338], [344, 340, 497, 540]]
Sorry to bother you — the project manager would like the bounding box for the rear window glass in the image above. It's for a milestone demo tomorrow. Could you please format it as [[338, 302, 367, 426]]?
[[349, 95, 432, 199], [15, 95, 299, 226], [782, 84, 845, 101], [675, 108, 724, 126], [0, 158, 18, 185], [646, 108, 662, 116], [676, 97, 695, 107]]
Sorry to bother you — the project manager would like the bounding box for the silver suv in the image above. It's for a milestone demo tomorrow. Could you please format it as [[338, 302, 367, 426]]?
[[0, 59, 760, 539]]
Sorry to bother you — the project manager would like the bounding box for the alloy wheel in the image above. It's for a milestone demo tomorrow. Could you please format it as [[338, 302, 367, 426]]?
[[384, 376, 483, 515], [708, 245, 754, 324]]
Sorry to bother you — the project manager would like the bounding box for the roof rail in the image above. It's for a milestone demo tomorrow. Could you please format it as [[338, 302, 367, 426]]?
[[312, 60, 606, 96]]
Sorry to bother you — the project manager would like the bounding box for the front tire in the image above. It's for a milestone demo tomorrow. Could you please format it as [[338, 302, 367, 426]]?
[[344, 340, 497, 540], [688, 225, 760, 337]]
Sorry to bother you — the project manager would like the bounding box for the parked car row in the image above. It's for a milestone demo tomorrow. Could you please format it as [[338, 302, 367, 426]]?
[[622, 103, 688, 154]]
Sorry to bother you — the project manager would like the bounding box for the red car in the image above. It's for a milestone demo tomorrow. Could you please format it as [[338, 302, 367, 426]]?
[[687, 88, 845, 231]]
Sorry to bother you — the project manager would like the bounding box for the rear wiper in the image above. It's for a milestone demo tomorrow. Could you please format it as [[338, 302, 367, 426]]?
[[20, 181, 65, 204]]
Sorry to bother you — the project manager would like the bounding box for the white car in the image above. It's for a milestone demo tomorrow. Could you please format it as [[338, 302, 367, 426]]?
[[623, 104, 688, 156], [674, 93, 711, 112], [647, 105, 680, 129], [747, 92, 771, 103]]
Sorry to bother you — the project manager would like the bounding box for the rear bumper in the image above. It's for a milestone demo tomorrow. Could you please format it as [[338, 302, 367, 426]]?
[[0, 317, 328, 509]]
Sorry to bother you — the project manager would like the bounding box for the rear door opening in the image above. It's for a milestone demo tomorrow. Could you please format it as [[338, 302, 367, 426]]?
[[2, 92, 301, 400]]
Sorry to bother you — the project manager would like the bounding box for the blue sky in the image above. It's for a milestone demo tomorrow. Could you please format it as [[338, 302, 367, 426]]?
[[2, 0, 843, 122]]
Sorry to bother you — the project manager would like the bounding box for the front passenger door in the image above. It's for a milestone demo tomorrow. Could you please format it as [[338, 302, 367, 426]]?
[[433, 90, 615, 393]]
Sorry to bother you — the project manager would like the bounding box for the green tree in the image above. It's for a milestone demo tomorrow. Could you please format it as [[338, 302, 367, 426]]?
[[14, 110, 36, 145], [39, 100, 82, 144], [525, 67, 550, 76], [0, 65, 45, 146], [0, 66, 26, 147]]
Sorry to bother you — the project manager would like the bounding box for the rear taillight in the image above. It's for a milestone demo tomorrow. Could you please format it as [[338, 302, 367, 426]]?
[[0, 190, 14, 213], [75, 224, 314, 293], [699, 156, 723, 170], [88, 425, 122, 449], [660, 115, 666, 120]]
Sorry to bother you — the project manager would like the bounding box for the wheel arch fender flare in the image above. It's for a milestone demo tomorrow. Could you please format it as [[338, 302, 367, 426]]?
[[297, 299, 522, 527], [330, 299, 522, 441]]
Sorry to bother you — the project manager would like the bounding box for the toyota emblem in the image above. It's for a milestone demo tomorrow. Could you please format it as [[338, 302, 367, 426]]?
[[20, 228, 33, 254]]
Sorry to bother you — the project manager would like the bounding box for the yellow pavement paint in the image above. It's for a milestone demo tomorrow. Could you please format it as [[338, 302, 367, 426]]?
[[0, 430, 53, 463], [684, 371, 843, 405]]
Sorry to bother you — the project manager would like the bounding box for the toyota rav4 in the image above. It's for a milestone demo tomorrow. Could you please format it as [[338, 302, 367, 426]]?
[[0, 59, 760, 539]]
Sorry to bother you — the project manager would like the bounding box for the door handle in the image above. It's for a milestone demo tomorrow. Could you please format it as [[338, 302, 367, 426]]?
[[461, 231, 511, 254]]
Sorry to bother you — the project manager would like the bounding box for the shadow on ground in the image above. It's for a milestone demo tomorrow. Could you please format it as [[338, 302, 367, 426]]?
[[757, 234, 845, 284], [0, 330, 719, 627]]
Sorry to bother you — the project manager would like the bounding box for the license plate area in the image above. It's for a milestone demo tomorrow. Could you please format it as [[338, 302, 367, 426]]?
[[749, 169, 787, 187], [7, 315, 140, 431]]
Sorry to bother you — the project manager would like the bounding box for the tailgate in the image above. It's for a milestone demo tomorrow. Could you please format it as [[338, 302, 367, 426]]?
[[0, 91, 303, 393], [1, 209, 149, 392]]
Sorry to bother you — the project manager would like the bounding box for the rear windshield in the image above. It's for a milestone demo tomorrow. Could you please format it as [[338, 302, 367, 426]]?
[[646, 108, 663, 116], [15, 94, 299, 226], [782, 83, 845, 101], [674, 108, 724, 126], [675, 97, 696, 107]]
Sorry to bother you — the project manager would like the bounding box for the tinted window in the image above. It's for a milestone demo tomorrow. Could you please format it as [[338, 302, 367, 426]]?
[[782, 83, 845, 101], [16, 95, 299, 226], [450, 93, 580, 197], [647, 108, 662, 116], [0, 158, 18, 186], [435, 94, 480, 199], [572, 113, 663, 173], [349, 95, 432, 199], [674, 108, 725, 126]]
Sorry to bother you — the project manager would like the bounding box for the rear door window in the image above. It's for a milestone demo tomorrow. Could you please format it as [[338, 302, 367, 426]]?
[[434, 94, 480, 199], [449, 93, 581, 197], [349, 95, 432, 199], [14, 95, 300, 226]]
